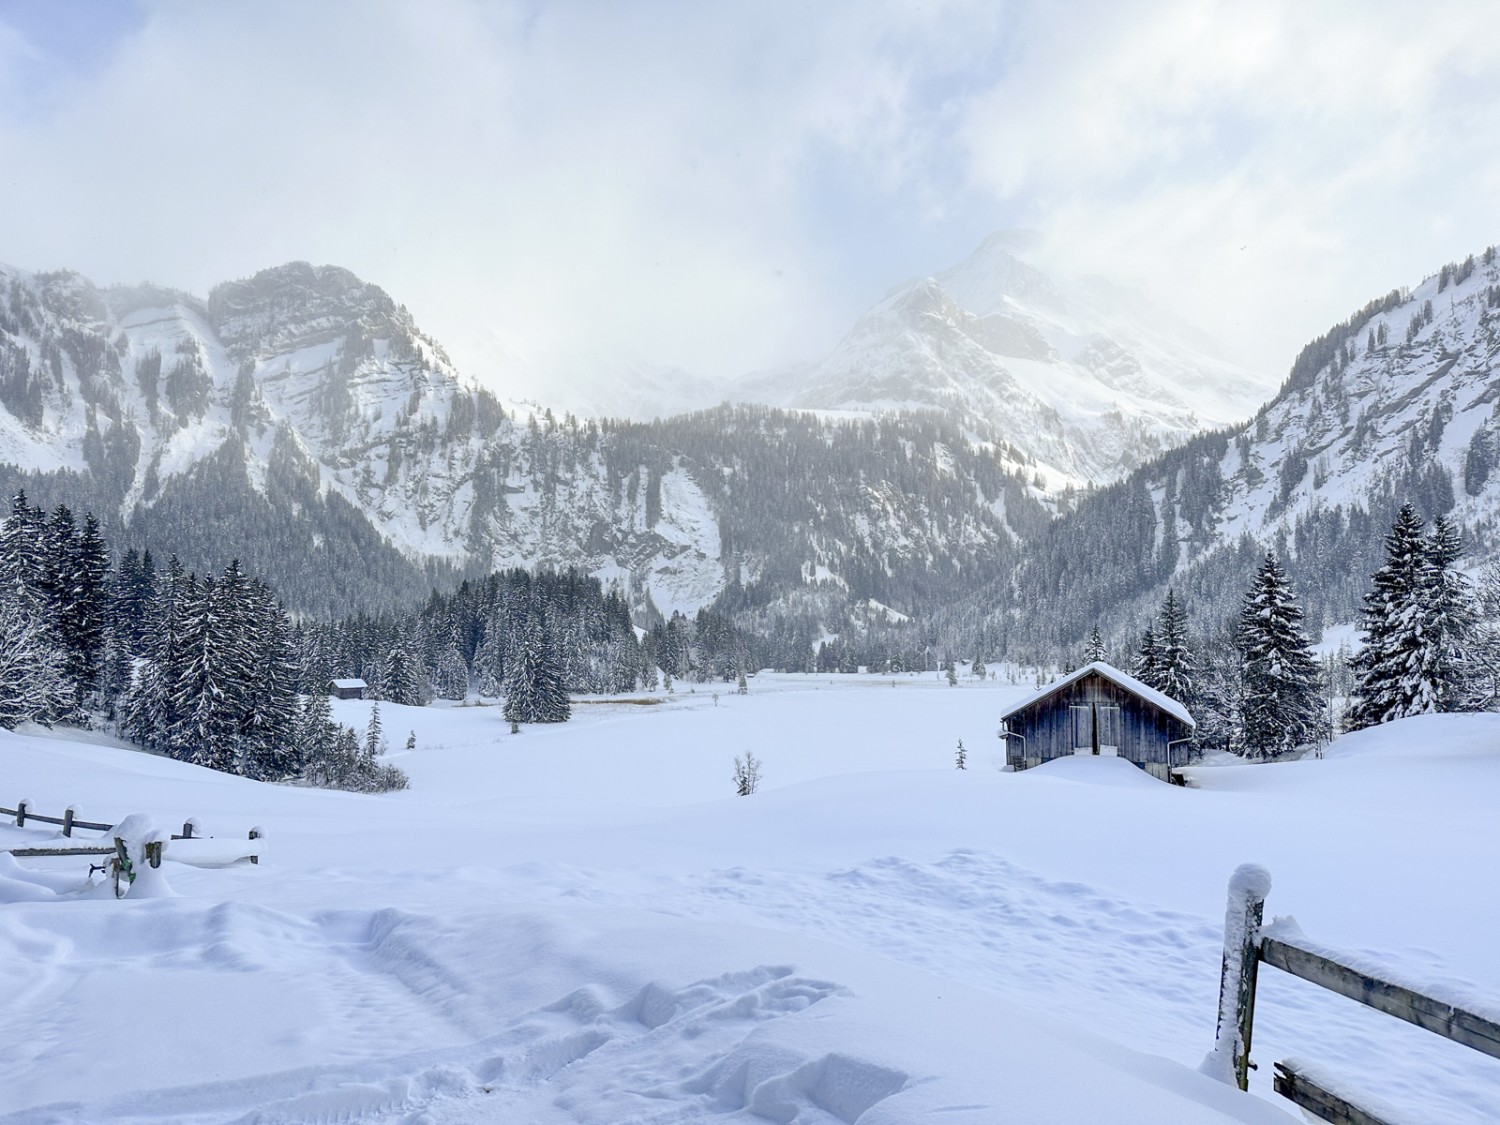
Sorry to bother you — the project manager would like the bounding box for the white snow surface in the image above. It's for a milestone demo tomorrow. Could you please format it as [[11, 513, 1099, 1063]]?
[[1, 682, 1497, 1123]]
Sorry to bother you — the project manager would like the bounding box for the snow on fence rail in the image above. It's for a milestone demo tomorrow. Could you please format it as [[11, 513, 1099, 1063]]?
[[1206, 863, 1500, 1124], [1, 799, 262, 866]]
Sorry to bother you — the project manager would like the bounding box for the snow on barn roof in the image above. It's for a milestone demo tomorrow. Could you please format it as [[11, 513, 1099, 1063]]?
[[999, 661, 1195, 729], [329, 678, 367, 690]]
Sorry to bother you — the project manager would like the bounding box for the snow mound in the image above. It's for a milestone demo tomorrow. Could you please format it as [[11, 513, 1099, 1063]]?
[[1028, 754, 1166, 788], [1322, 713, 1500, 760]]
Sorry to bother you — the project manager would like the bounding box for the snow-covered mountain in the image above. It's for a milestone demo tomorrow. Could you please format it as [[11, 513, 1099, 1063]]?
[[736, 235, 1273, 486], [995, 245, 1500, 652], [0, 261, 1027, 620]]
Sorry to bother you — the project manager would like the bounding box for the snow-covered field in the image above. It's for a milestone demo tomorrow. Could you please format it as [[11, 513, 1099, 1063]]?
[[2, 675, 1497, 1123]]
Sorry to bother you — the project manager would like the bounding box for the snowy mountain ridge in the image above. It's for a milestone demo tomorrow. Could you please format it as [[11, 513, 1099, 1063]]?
[[0, 260, 1028, 620], [732, 236, 1274, 486], [0, 261, 727, 616], [994, 244, 1500, 651]]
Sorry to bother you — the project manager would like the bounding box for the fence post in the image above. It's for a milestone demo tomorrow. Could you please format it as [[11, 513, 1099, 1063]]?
[[145, 840, 163, 869], [1207, 864, 1272, 1090], [15, 798, 27, 827], [62, 806, 75, 837], [181, 820, 194, 839], [248, 826, 262, 865]]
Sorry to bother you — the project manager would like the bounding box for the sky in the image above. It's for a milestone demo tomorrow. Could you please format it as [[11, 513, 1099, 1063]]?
[[0, 0, 1497, 396]]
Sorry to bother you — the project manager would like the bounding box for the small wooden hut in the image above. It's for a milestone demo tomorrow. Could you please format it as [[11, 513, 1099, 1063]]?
[[328, 678, 368, 701], [1000, 661, 1194, 781]]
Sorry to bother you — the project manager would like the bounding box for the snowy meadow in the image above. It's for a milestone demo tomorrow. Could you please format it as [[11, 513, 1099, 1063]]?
[[1, 675, 1497, 1123]]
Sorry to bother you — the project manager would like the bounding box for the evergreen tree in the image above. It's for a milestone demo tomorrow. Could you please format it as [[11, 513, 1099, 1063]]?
[[1424, 514, 1476, 713], [432, 641, 469, 700], [503, 614, 571, 723], [1154, 588, 1195, 707], [736, 668, 748, 695], [365, 700, 385, 758], [1084, 625, 1106, 664], [955, 738, 967, 769], [944, 657, 958, 687], [0, 598, 72, 728], [1237, 552, 1323, 759], [1133, 625, 1161, 688], [971, 654, 986, 680], [381, 643, 427, 707], [123, 556, 194, 756], [1349, 505, 1439, 727], [1193, 616, 1244, 755]]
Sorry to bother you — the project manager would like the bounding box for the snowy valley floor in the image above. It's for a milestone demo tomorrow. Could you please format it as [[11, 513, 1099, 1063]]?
[[1, 675, 1498, 1123]]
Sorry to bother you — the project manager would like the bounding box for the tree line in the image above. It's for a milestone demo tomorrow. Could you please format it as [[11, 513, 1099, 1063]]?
[[1114, 503, 1493, 760], [0, 492, 406, 791]]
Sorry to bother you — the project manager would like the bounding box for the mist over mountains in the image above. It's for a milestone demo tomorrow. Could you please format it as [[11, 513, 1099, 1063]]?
[[1, 240, 1495, 658]]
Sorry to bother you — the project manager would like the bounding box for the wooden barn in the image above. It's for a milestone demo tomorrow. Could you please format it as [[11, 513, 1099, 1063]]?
[[328, 678, 367, 701], [1000, 661, 1194, 782]]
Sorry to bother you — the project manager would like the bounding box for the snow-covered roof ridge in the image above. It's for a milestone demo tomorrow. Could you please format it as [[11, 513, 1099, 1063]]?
[[999, 661, 1196, 729]]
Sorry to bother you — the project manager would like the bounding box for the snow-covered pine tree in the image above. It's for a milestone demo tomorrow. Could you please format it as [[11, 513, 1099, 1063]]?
[[170, 562, 259, 772], [1349, 504, 1439, 728], [238, 580, 301, 780], [955, 739, 967, 769], [1424, 514, 1476, 712], [503, 613, 571, 723], [0, 597, 72, 728], [1466, 559, 1500, 711], [365, 700, 385, 758], [432, 641, 469, 700], [1154, 588, 1195, 707], [1237, 552, 1323, 759], [1193, 616, 1244, 756], [381, 643, 427, 707], [63, 513, 110, 702], [971, 654, 987, 680], [123, 555, 194, 755], [944, 656, 958, 686], [1084, 625, 1106, 665], [737, 668, 748, 694], [1133, 625, 1162, 689]]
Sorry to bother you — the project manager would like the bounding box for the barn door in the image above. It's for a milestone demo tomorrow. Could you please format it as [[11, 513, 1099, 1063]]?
[[1069, 705, 1092, 754], [1096, 705, 1121, 756]]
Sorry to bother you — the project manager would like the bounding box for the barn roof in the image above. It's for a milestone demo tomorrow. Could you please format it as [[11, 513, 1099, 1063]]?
[[999, 661, 1195, 729], [329, 678, 367, 690]]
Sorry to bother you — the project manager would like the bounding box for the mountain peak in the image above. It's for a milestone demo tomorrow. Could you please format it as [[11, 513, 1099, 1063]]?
[[207, 262, 403, 362]]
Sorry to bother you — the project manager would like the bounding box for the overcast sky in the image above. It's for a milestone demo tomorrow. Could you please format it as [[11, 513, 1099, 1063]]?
[[1, 0, 1497, 393]]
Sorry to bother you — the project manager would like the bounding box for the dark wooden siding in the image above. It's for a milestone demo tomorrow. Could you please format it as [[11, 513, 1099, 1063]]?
[[1003, 671, 1191, 778]]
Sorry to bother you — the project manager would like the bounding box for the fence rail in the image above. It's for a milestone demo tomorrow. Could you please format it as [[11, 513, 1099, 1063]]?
[[2, 799, 262, 867], [1209, 864, 1500, 1124]]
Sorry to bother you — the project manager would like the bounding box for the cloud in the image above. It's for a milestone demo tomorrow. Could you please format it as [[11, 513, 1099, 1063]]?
[[956, 0, 1500, 371], [0, 0, 1496, 394], [0, 0, 999, 386]]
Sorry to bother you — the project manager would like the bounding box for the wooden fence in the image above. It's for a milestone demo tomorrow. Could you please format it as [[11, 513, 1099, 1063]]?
[[1, 799, 262, 869], [1209, 864, 1500, 1123]]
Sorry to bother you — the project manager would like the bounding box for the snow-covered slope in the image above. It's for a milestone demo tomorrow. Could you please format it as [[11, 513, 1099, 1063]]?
[[0, 262, 1031, 620], [736, 235, 1272, 487], [996, 244, 1500, 649], [2, 681, 1496, 1121]]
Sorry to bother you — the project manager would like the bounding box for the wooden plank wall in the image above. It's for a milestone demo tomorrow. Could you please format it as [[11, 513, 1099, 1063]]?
[[1005, 672, 1190, 776]]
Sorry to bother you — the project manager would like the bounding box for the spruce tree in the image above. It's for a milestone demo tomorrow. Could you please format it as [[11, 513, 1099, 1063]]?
[[504, 614, 571, 723], [1084, 625, 1106, 665], [1424, 514, 1476, 712], [1133, 625, 1162, 688], [1237, 552, 1323, 759], [1154, 588, 1195, 707], [1349, 505, 1438, 727]]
